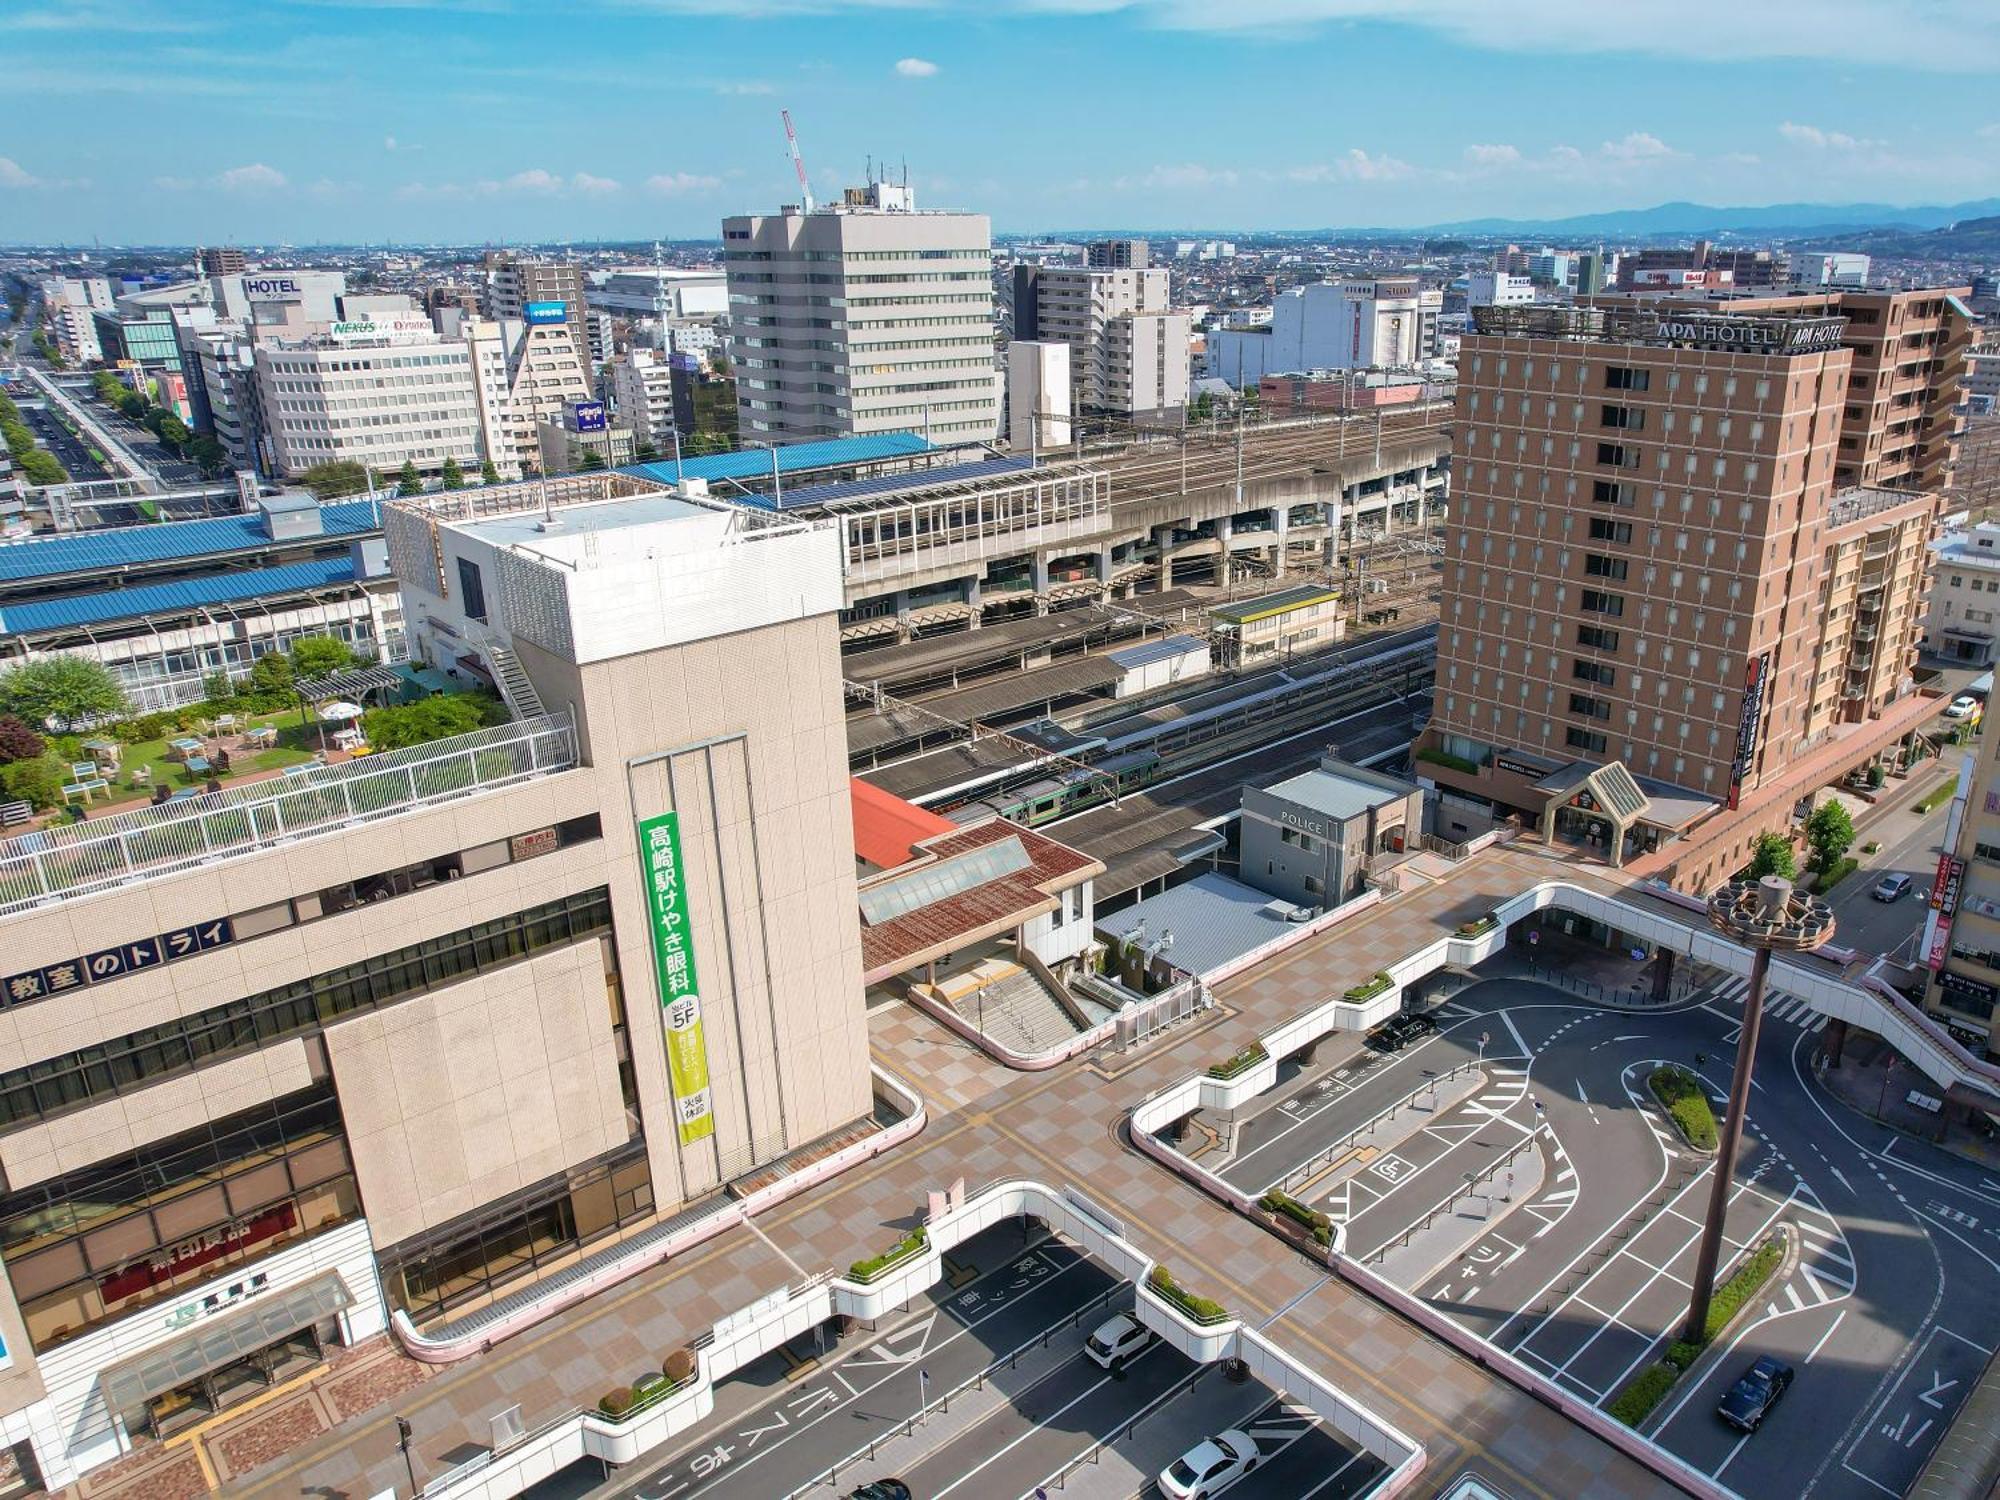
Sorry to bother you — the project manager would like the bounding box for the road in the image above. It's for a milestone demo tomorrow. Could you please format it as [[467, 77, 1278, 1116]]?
[[21, 402, 109, 481], [1822, 768, 1957, 963], [1189, 973, 2000, 1500], [593, 1224, 1381, 1500]]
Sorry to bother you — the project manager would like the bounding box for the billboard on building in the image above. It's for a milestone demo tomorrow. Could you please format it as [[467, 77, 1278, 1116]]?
[[572, 400, 607, 433], [523, 301, 568, 326], [637, 811, 715, 1145]]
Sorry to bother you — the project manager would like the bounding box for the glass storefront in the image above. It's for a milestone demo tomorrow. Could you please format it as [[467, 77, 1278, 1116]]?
[[379, 1141, 654, 1323], [0, 1088, 360, 1352]]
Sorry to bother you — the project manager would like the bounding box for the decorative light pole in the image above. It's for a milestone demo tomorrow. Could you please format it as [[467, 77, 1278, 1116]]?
[[1687, 874, 1834, 1343]]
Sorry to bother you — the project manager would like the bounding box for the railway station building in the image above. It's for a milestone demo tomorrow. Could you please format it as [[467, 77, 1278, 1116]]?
[[0, 470, 880, 1487]]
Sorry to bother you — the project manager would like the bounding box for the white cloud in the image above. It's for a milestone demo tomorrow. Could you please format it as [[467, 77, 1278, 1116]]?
[[1115, 162, 1238, 190], [894, 56, 939, 76], [1334, 147, 1414, 181], [1778, 120, 1881, 150], [153, 174, 196, 191], [216, 162, 287, 192], [712, 79, 774, 95], [1598, 131, 1672, 161], [571, 171, 622, 195], [384, 134, 399, 151], [497, 167, 564, 193], [0, 156, 41, 188], [646, 171, 723, 195], [1463, 143, 1521, 167]]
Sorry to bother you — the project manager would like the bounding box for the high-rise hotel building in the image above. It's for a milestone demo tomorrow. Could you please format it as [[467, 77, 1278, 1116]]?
[[1418, 293, 1968, 891], [0, 470, 874, 1487], [723, 180, 1000, 443]]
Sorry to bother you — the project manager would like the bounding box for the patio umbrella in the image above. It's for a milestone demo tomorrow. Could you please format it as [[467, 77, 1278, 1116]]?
[[316, 701, 365, 723]]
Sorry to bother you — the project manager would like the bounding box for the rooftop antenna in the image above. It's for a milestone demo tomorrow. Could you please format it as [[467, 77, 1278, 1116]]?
[[781, 109, 815, 213], [865, 153, 873, 186]]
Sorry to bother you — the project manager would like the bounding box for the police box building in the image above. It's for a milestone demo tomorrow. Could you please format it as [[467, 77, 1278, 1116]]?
[[0, 469, 875, 1486]]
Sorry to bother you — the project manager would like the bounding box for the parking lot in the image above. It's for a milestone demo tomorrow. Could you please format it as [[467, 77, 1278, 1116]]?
[[576, 1224, 1383, 1500], [1177, 969, 2000, 1500]]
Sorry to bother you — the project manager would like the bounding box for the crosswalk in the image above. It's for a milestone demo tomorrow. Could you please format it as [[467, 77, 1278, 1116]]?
[[1703, 975, 1828, 1034], [1785, 1185, 1857, 1310]]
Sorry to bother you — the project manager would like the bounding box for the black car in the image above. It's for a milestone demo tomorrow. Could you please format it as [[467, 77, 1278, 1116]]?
[[849, 1482, 912, 1500], [1716, 1355, 1793, 1432], [1364, 1012, 1435, 1052]]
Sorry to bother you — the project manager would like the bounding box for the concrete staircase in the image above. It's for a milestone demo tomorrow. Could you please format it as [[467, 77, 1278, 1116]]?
[[483, 638, 547, 720], [946, 962, 1084, 1056]]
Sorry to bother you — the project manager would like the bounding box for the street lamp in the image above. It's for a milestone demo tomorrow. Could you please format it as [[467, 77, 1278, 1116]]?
[[741, 436, 783, 508], [1688, 875, 1834, 1343]]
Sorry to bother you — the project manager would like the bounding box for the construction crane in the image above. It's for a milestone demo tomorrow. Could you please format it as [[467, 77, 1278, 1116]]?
[[781, 109, 814, 213]]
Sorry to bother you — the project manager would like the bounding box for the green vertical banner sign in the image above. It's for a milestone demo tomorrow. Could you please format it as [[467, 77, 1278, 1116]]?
[[637, 811, 714, 1145]]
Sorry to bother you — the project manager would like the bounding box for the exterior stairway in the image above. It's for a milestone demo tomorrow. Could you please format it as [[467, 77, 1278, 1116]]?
[[483, 638, 547, 720], [945, 961, 1083, 1056]]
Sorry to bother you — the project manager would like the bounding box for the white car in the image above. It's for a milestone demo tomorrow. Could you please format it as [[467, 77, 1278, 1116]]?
[[1943, 694, 1981, 719], [1083, 1311, 1154, 1371], [1159, 1429, 1259, 1499]]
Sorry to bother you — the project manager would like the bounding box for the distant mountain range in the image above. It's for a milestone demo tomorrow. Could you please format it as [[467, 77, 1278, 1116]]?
[[1414, 197, 2000, 241]]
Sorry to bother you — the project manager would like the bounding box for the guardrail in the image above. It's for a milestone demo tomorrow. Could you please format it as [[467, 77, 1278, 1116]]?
[[1278, 1060, 1480, 1195], [0, 710, 579, 916], [1360, 1132, 1538, 1265]]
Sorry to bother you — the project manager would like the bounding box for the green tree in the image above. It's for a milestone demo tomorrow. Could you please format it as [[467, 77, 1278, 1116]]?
[[439, 455, 465, 490], [287, 635, 355, 679], [576, 448, 607, 472], [632, 439, 660, 463], [155, 413, 191, 455], [1, 753, 67, 810], [202, 670, 237, 704], [0, 655, 127, 729], [248, 650, 294, 697], [116, 390, 148, 422], [480, 458, 502, 485], [187, 433, 228, 477], [396, 459, 423, 497], [361, 693, 494, 750], [1745, 833, 1797, 881], [296, 460, 370, 500], [1804, 801, 1856, 874], [17, 450, 67, 487]]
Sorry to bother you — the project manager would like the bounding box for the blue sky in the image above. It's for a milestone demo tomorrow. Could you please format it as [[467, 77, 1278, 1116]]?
[[2, 0, 1998, 244]]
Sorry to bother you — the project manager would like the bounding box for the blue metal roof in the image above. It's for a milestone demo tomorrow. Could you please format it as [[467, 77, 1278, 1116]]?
[[761, 455, 1035, 513], [0, 557, 360, 635], [0, 500, 382, 584], [622, 432, 933, 491]]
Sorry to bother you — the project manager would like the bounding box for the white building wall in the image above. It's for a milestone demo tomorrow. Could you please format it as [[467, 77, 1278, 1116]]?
[[1005, 341, 1072, 452], [1020, 880, 1094, 966], [1207, 279, 1442, 388], [253, 332, 485, 480]]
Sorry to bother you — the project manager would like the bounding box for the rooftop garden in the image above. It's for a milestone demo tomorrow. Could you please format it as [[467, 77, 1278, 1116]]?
[[0, 643, 505, 826]]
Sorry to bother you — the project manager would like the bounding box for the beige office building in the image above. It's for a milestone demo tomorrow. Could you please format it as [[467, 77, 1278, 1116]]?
[[1015, 265, 1191, 419], [723, 181, 999, 442], [0, 470, 873, 1487], [1419, 302, 1945, 890]]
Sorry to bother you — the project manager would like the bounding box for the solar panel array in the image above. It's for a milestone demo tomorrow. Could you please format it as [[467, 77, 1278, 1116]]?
[[622, 431, 934, 492]]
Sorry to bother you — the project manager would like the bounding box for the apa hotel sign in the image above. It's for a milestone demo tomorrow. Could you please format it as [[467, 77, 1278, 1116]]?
[[1633, 312, 1847, 357]]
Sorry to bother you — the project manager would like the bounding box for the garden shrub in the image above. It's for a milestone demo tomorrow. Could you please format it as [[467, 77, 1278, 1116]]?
[[1649, 1066, 1718, 1151]]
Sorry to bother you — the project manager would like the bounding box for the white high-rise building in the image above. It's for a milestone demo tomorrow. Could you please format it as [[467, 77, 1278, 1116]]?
[[1466, 272, 1537, 309], [495, 310, 595, 475], [1206, 278, 1442, 389], [38, 278, 114, 364], [1006, 340, 1072, 452], [1015, 265, 1191, 418], [252, 313, 485, 481], [723, 181, 999, 442], [609, 347, 679, 447]]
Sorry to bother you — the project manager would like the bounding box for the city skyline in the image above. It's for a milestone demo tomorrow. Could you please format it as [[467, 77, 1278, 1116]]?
[[2, 0, 1998, 242]]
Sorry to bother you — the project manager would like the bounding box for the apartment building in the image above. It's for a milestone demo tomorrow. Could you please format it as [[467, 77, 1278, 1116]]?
[[1085, 238, 1148, 270], [483, 253, 589, 356], [199, 247, 246, 276], [0, 469, 874, 1487], [608, 347, 680, 447], [497, 307, 596, 475], [37, 279, 113, 366], [722, 181, 1000, 442], [1418, 302, 1944, 890], [1013, 264, 1191, 419], [1207, 278, 1443, 389]]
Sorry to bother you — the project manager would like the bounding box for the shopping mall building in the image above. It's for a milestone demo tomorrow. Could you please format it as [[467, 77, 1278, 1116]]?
[[0, 471, 873, 1487]]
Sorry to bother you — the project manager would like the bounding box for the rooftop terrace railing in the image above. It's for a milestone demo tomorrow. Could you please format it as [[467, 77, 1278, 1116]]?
[[0, 710, 578, 916]]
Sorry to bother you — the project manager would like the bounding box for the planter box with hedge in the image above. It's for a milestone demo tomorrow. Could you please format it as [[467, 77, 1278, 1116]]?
[[1207, 1042, 1267, 1080], [1260, 1188, 1333, 1246], [847, 1226, 928, 1284], [1147, 1265, 1228, 1325], [598, 1348, 699, 1422], [1343, 971, 1393, 1003], [1648, 1065, 1718, 1152]]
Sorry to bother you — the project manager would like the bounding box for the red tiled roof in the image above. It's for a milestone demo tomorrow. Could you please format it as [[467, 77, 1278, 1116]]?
[[860, 818, 1104, 982], [850, 777, 956, 872]]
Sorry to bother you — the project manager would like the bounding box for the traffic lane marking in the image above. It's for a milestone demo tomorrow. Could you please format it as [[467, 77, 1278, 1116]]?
[[616, 1244, 1101, 1499], [1841, 1326, 1992, 1500]]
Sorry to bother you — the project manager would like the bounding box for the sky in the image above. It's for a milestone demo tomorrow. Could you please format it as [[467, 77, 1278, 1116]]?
[[2, 0, 1998, 245]]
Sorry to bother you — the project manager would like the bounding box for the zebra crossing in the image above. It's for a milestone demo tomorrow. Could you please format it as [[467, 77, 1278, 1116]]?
[[1702, 975, 1828, 1034], [1785, 1185, 1857, 1311]]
